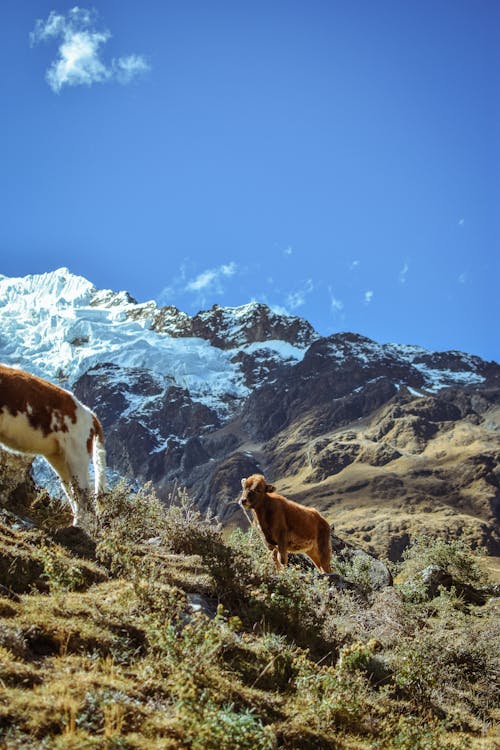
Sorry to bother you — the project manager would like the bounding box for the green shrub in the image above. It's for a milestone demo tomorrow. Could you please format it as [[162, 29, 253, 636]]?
[[294, 659, 372, 735], [93, 482, 168, 575], [162, 491, 223, 557], [255, 566, 337, 656], [336, 555, 374, 596], [392, 616, 500, 724], [172, 689, 275, 750], [398, 535, 487, 588], [374, 714, 464, 750], [38, 543, 85, 592]]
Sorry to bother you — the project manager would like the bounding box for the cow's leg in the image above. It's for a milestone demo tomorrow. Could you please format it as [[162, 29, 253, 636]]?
[[271, 547, 284, 571], [319, 552, 332, 574], [306, 548, 325, 572], [45, 454, 79, 523], [66, 451, 92, 527], [276, 534, 288, 569], [317, 524, 332, 573], [46, 445, 92, 527]]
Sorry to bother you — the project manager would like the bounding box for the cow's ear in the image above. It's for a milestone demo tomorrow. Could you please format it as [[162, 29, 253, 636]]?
[[241, 477, 247, 489], [266, 484, 276, 493]]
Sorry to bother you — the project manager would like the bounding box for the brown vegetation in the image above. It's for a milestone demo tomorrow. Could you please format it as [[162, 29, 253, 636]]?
[[0, 480, 498, 749]]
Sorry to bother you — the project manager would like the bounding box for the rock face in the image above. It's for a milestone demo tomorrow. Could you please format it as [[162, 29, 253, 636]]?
[[153, 302, 318, 350], [0, 269, 499, 561]]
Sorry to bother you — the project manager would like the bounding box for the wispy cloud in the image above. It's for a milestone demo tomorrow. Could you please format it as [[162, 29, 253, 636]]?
[[157, 261, 237, 308], [349, 260, 360, 271], [286, 279, 314, 310], [30, 7, 150, 92], [283, 246, 293, 257], [328, 286, 344, 314], [458, 272, 467, 284], [185, 263, 237, 293], [399, 262, 409, 284], [364, 290, 374, 304], [458, 218, 465, 227]]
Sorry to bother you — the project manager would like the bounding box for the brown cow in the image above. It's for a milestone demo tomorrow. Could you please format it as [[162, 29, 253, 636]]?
[[0, 364, 106, 526], [239, 474, 332, 572]]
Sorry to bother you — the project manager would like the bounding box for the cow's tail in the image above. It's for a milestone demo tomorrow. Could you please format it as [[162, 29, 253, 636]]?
[[91, 415, 107, 500]]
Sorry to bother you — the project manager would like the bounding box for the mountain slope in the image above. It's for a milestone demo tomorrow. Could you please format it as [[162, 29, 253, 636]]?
[[0, 268, 498, 558]]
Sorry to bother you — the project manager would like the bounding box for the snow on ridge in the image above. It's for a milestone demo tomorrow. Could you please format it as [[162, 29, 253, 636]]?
[[238, 339, 307, 362], [0, 269, 489, 416], [386, 342, 486, 389], [326, 336, 386, 364], [322, 336, 487, 391], [193, 301, 317, 348], [0, 268, 303, 411], [413, 365, 485, 392], [386, 343, 429, 360], [0, 269, 312, 416], [0, 269, 251, 417]]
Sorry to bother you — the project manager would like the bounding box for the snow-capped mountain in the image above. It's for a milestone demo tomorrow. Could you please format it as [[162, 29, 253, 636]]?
[[0, 268, 317, 496], [1, 268, 499, 558], [0, 268, 314, 419], [0, 268, 492, 409]]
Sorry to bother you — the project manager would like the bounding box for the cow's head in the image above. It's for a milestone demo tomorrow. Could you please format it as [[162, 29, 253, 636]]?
[[239, 474, 276, 509]]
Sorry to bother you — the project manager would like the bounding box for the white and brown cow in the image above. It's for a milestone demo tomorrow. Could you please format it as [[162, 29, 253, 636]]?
[[240, 474, 332, 573], [0, 363, 106, 526]]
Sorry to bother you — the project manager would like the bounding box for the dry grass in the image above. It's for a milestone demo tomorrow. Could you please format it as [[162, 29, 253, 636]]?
[[0, 483, 498, 749]]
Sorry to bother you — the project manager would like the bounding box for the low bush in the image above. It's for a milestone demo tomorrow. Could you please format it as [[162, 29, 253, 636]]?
[[398, 535, 487, 588]]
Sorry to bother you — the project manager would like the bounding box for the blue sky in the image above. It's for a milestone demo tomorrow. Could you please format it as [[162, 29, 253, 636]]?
[[1, 1, 498, 361]]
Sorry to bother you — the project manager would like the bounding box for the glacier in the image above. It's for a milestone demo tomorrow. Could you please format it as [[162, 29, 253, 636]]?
[[0, 268, 309, 418]]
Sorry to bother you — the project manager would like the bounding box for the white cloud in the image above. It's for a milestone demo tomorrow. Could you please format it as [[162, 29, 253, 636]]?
[[283, 246, 293, 257], [458, 218, 465, 227], [350, 260, 360, 271], [399, 262, 409, 284], [185, 262, 237, 293], [328, 286, 344, 314], [113, 54, 150, 84], [286, 278, 313, 310], [364, 290, 374, 304], [157, 261, 237, 308], [30, 7, 150, 92], [458, 272, 467, 284], [287, 291, 305, 309]]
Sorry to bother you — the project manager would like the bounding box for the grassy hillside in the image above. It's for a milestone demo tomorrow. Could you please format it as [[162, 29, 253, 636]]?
[[0, 484, 499, 749]]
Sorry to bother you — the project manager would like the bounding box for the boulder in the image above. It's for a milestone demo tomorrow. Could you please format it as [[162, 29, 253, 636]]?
[[331, 533, 393, 591], [289, 532, 393, 593], [410, 564, 489, 605]]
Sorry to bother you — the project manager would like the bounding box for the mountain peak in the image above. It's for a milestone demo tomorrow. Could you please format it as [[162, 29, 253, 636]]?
[[150, 299, 318, 349], [0, 267, 96, 310]]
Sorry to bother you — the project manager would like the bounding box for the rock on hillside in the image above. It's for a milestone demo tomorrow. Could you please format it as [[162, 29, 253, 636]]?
[[0, 452, 38, 517]]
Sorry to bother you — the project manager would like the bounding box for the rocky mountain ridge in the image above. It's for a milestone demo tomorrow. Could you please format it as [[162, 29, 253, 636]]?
[[0, 268, 499, 559]]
